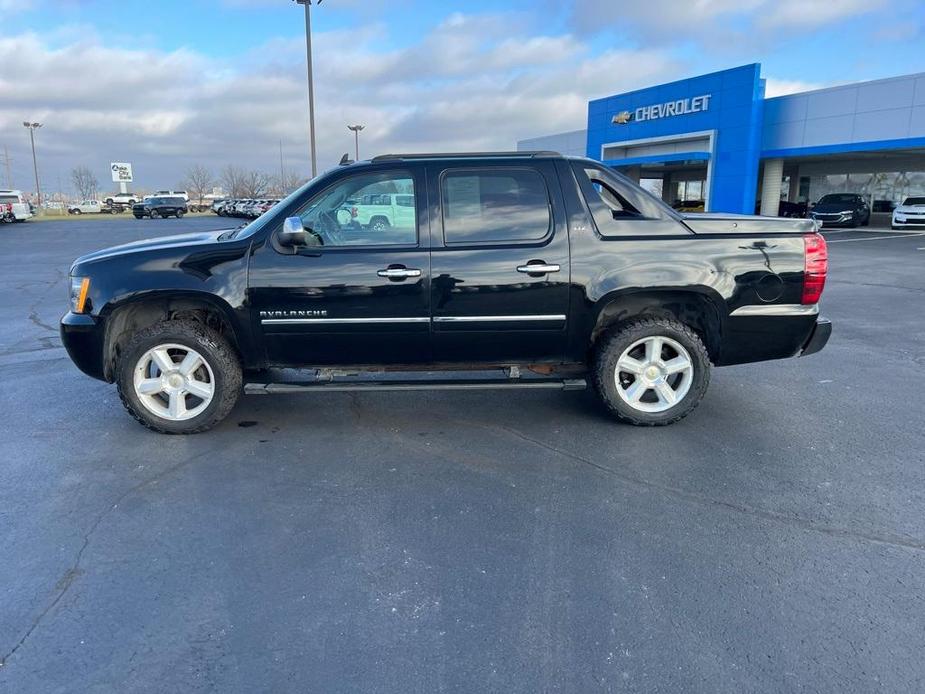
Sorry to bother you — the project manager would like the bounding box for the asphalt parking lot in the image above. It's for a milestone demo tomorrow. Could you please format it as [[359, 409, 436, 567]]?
[[1, 216, 924, 693]]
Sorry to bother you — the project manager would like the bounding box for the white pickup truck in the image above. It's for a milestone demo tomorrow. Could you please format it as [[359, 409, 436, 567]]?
[[340, 192, 415, 230], [68, 200, 126, 214]]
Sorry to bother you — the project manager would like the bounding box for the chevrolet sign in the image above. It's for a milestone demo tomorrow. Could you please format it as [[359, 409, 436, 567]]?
[[613, 94, 712, 125]]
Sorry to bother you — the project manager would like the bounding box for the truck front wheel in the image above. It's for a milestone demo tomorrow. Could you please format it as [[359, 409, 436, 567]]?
[[592, 318, 711, 426], [116, 320, 242, 434]]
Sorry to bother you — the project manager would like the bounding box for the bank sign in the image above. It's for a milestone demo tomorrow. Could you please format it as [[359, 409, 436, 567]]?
[[110, 162, 133, 183], [612, 94, 712, 125]]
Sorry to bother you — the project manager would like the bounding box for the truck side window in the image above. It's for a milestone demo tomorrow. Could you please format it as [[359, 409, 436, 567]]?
[[573, 163, 672, 236], [292, 171, 417, 247], [441, 168, 551, 244]]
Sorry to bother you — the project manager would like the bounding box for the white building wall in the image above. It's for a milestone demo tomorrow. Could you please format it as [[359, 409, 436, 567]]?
[[762, 72, 925, 152]]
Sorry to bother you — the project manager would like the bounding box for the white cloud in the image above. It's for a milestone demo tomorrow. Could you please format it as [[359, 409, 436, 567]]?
[[568, 0, 889, 41], [0, 14, 679, 192]]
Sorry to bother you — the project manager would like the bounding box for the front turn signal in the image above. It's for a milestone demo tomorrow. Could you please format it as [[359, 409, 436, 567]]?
[[70, 277, 91, 313]]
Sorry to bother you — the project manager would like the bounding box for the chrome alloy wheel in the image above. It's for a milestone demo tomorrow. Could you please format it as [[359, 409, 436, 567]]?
[[132, 343, 215, 421], [614, 336, 694, 413]]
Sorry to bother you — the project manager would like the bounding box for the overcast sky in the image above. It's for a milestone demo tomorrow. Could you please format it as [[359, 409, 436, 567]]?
[[1, 0, 922, 195]]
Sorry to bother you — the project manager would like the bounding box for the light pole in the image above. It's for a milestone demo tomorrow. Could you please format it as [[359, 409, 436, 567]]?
[[294, 0, 321, 178], [23, 122, 42, 208], [347, 124, 364, 161]]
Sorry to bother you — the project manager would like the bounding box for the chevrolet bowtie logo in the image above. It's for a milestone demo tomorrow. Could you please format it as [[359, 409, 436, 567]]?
[[612, 111, 633, 125]]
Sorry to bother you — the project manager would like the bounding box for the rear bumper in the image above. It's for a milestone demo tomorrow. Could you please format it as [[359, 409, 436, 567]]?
[[60, 311, 107, 381], [800, 317, 831, 357]]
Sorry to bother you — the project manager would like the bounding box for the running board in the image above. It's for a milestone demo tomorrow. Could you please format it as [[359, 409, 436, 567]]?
[[245, 378, 587, 395]]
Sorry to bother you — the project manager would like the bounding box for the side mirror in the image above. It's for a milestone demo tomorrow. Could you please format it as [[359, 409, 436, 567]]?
[[279, 216, 309, 246]]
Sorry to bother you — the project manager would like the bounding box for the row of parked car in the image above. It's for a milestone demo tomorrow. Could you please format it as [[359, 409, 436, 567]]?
[[212, 198, 281, 218]]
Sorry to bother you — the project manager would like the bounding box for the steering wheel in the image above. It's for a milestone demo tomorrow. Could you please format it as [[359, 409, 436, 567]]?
[[315, 210, 346, 246]]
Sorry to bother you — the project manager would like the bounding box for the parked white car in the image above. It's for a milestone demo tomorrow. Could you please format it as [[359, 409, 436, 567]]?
[[68, 200, 104, 214], [0, 189, 33, 222], [104, 192, 139, 206], [892, 196, 925, 230]]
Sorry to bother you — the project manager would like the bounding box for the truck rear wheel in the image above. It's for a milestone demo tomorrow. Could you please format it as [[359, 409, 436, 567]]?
[[369, 216, 390, 231], [592, 318, 710, 426], [116, 320, 242, 434]]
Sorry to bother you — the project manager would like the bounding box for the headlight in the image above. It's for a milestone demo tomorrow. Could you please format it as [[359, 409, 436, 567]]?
[[69, 276, 91, 313], [839, 210, 854, 215], [894, 214, 906, 222]]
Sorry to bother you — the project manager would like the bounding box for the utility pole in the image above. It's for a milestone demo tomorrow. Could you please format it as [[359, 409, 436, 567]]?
[[23, 122, 42, 208], [295, 0, 321, 178], [347, 124, 364, 161], [279, 139, 285, 194], [1, 146, 11, 189]]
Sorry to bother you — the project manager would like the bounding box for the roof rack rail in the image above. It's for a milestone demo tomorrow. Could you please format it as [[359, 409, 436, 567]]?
[[371, 151, 562, 162]]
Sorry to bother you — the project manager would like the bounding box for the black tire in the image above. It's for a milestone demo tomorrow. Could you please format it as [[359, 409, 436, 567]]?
[[73, 209, 82, 215], [368, 216, 390, 231], [592, 318, 711, 426], [116, 320, 242, 434], [861, 214, 870, 227], [134, 215, 143, 219], [176, 210, 184, 218], [150, 209, 160, 219], [105, 198, 113, 205]]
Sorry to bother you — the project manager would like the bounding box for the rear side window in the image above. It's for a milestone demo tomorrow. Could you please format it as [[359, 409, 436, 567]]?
[[441, 168, 551, 244], [0, 195, 19, 204], [573, 163, 671, 236]]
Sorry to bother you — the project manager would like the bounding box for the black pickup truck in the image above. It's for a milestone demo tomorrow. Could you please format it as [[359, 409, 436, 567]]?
[[61, 152, 830, 434]]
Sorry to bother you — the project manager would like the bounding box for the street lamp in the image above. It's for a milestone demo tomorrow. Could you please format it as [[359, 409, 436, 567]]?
[[294, 0, 321, 178], [22, 122, 42, 208], [347, 124, 364, 161]]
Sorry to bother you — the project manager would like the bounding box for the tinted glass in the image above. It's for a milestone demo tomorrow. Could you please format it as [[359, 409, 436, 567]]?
[[441, 169, 550, 244], [0, 195, 19, 204], [293, 171, 416, 247], [903, 197, 925, 205], [818, 194, 859, 204]]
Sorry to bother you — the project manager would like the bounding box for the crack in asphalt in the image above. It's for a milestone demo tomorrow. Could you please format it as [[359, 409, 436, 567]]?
[[27, 310, 57, 333], [0, 445, 221, 670], [476, 421, 925, 554]]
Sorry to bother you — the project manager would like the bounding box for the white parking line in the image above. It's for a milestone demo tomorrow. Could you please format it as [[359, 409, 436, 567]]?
[[828, 233, 925, 243]]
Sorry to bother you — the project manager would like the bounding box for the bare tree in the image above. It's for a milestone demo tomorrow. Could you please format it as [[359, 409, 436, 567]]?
[[220, 165, 247, 198], [274, 168, 309, 197], [181, 164, 214, 206], [238, 170, 273, 198], [71, 166, 98, 200]]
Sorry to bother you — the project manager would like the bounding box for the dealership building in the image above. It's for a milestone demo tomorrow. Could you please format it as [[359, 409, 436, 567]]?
[[518, 64, 925, 218]]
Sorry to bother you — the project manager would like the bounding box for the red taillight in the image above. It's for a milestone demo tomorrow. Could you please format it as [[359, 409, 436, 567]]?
[[802, 232, 828, 305]]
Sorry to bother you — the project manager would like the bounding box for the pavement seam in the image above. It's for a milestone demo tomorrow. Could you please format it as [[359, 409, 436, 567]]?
[[0, 445, 222, 670], [483, 422, 925, 554]]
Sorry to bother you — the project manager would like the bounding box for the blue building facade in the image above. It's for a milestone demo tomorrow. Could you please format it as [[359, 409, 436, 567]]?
[[519, 64, 925, 216]]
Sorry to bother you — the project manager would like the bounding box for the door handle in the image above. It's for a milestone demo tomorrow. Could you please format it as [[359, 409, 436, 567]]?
[[377, 267, 422, 279], [516, 262, 560, 275]]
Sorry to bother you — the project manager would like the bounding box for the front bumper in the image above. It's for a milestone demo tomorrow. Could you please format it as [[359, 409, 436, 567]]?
[[813, 216, 856, 228], [800, 317, 831, 357], [60, 311, 107, 381]]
